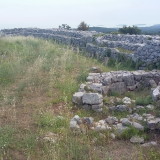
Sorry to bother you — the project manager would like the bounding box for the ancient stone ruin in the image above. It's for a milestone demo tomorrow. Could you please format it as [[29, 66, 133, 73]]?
[[71, 69, 160, 145], [73, 70, 160, 112], [1, 28, 160, 69]]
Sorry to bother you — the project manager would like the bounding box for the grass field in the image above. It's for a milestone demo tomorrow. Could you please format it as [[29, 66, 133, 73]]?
[[0, 36, 160, 160]]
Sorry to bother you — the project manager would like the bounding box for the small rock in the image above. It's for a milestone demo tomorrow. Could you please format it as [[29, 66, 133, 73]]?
[[146, 104, 154, 110], [94, 120, 111, 131], [70, 120, 80, 130], [72, 92, 84, 105], [132, 122, 144, 131], [90, 67, 101, 73], [147, 118, 160, 130], [43, 132, 58, 143], [71, 115, 82, 124], [79, 84, 86, 92], [110, 105, 128, 112], [128, 113, 143, 121], [82, 93, 103, 105], [152, 86, 160, 101], [114, 123, 128, 135], [141, 141, 158, 147], [149, 79, 157, 88], [110, 133, 116, 139], [130, 136, 144, 144], [92, 103, 103, 112], [82, 117, 94, 125], [98, 120, 106, 125], [120, 118, 132, 126], [105, 116, 118, 125], [135, 106, 145, 110], [122, 97, 132, 104]]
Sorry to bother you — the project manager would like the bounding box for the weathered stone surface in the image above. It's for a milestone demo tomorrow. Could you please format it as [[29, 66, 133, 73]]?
[[82, 117, 94, 125], [130, 136, 144, 144], [109, 105, 129, 112], [92, 103, 103, 112], [132, 122, 144, 131], [82, 104, 92, 110], [88, 83, 103, 93], [84, 70, 160, 95], [141, 141, 158, 147], [95, 120, 111, 131], [146, 104, 155, 110], [147, 118, 160, 130], [114, 123, 128, 135], [82, 93, 103, 105], [109, 82, 127, 94], [72, 92, 84, 105], [128, 113, 143, 121], [70, 120, 80, 130], [105, 116, 118, 125], [122, 97, 132, 104], [149, 79, 157, 88], [152, 86, 160, 101], [120, 118, 132, 126]]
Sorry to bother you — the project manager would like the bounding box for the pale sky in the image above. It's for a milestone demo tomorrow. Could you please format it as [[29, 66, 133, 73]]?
[[0, 0, 159, 29]]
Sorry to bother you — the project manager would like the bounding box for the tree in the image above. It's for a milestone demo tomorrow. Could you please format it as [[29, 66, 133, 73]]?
[[77, 21, 89, 31], [118, 25, 141, 35], [59, 24, 71, 30]]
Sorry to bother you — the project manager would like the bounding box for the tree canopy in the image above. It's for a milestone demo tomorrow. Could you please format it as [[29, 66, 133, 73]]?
[[77, 21, 89, 31], [119, 26, 141, 35]]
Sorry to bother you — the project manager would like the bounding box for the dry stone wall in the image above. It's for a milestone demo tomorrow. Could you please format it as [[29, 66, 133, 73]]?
[[72, 70, 160, 112], [1, 28, 160, 69]]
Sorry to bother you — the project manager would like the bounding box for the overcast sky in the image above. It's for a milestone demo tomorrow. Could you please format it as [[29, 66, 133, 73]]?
[[0, 0, 159, 29]]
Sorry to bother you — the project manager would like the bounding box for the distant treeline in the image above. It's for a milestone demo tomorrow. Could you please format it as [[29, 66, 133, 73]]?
[[89, 25, 160, 35]]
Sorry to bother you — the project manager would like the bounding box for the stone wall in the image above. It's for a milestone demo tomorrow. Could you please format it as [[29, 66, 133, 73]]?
[[1, 28, 160, 69], [85, 70, 160, 94], [72, 70, 160, 112]]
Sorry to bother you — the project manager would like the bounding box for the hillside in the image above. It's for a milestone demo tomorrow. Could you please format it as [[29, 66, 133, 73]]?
[[0, 36, 160, 160], [89, 25, 160, 34]]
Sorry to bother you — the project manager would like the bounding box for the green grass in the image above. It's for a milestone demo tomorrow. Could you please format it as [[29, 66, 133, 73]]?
[[0, 126, 15, 153], [135, 95, 153, 106], [37, 113, 68, 133], [119, 126, 148, 140]]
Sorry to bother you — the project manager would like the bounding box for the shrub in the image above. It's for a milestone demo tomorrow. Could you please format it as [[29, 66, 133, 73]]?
[[135, 95, 153, 106], [119, 25, 141, 35], [120, 126, 148, 140], [59, 24, 71, 30], [77, 21, 89, 31]]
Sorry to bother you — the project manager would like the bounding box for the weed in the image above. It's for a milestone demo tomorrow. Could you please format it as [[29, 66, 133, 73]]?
[[135, 95, 153, 106], [37, 113, 68, 133], [120, 126, 148, 140]]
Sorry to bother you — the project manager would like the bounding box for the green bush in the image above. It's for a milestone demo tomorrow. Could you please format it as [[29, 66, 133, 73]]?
[[119, 25, 141, 35], [120, 126, 148, 140], [135, 95, 153, 106]]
